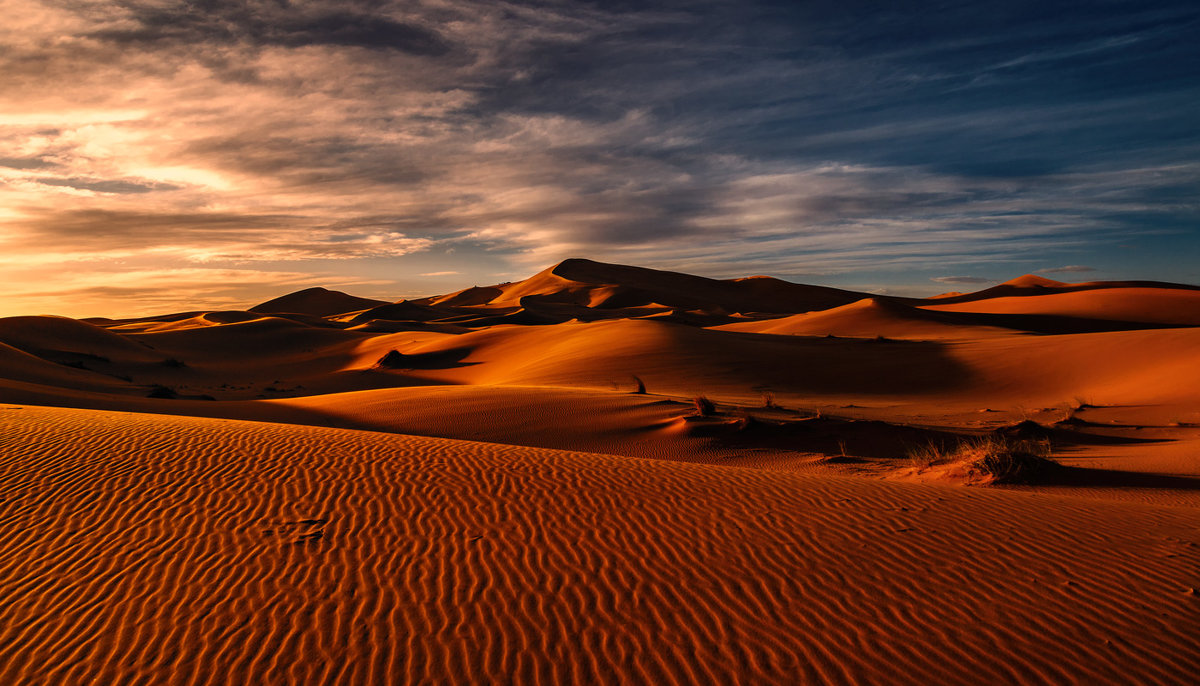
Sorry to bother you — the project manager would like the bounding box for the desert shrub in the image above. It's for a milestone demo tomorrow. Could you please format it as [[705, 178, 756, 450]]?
[[374, 349, 406, 369], [147, 384, 177, 399], [906, 442, 946, 472], [995, 419, 1054, 441], [968, 437, 1056, 484], [632, 375, 646, 394], [692, 395, 716, 417], [909, 435, 1057, 483], [732, 410, 758, 430], [161, 358, 187, 368], [761, 392, 778, 409]]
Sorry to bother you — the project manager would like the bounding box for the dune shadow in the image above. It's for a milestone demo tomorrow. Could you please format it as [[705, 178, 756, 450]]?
[[374, 347, 478, 370], [712, 330, 975, 395], [1037, 466, 1200, 491], [935, 311, 1189, 334]]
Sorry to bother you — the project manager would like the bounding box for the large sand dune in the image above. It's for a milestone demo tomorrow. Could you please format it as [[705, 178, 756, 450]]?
[[2, 258, 1198, 684], [1, 406, 1196, 685]]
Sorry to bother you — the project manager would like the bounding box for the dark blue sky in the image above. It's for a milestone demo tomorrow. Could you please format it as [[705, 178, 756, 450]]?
[[1, 0, 1197, 314]]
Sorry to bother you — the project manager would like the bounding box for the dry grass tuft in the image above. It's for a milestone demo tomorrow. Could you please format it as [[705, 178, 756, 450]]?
[[905, 436, 1058, 484], [147, 384, 178, 399], [692, 396, 716, 417], [906, 442, 946, 472], [374, 350, 406, 369]]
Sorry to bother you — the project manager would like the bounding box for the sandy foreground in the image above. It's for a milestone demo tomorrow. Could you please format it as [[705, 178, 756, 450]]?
[[1, 259, 1198, 684]]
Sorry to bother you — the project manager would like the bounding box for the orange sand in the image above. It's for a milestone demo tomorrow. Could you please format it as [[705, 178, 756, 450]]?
[[1, 259, 1198, 683]]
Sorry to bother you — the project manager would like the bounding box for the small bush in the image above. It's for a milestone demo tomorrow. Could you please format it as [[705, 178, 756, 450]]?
[[761, 392, 779, 409], [632, 375, 646, 394], [147, 384, 177, 399], [969, 437, 1055, 484], [692, 396, 716, 417], [906, 442, 945, 472], [906, 436, 1057, 484], [374, 350, 406, 369]]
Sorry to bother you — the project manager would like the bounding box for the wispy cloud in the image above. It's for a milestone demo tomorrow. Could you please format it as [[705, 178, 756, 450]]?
[[931, 276, 993, 285], [1039, 265, 1096, 274]]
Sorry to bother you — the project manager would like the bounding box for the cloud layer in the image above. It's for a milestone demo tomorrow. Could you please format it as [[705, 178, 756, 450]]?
[[2, 0, 1198, 315]]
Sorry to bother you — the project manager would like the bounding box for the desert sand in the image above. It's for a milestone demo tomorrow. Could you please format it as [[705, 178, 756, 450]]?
[[2, 258, 1198, 684]]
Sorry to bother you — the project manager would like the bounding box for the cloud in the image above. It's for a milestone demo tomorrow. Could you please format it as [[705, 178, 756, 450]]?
[[88, 1, 452, 56], [35, 176, 181, 194], [931, 276, 992, 284], [0, 0, 1196, 315], [419, 271, 460, 276], [0, 208, 433, 263], [0, 156, 57, 170], [1039, 265, 1096, 273]]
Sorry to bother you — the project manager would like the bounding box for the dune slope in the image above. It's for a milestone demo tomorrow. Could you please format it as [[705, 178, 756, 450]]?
[[0, 406, 1196, 685], [922, 287, 1200, 326]]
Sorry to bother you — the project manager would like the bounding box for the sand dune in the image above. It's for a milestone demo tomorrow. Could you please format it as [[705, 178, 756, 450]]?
[[922, 286, 1200, 326], [919, 273, 1198, 302], [250, 286, 390, 317], [713, 297, 1019, 339], [419, 258, 870, 314], [3, 259, 1199, 684], [1, 406, 1195, 685]]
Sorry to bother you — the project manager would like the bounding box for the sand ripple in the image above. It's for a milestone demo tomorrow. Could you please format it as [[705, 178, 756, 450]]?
[[1, 406, 1196, 684]]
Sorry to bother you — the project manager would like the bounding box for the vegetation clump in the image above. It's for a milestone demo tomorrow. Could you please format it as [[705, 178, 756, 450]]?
[[692, 396, 716, 417], [374, 350, 406, 369], [147, 384, 178, 399], [906, 436, 1059, 484]]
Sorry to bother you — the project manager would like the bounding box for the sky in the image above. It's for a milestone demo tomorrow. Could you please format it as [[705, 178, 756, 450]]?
[[1, 0, 1198, 317]]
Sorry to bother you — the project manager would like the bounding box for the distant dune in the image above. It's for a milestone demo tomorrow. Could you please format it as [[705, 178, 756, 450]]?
[[2, 258, 1198, 684], [250, 286, 390, 317], [714, 296, 1018, 339], [922, 286, 1200, 326]]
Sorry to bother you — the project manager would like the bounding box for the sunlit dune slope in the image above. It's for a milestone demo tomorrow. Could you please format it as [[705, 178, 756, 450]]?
[[913, 273, 1198, 302], [1, 405, 1195, 685], [5, 309, 1200, 413], [936, 327, 1200, 404], [419, 258, 870, 314], [922, 287, 1200, 326], [348, 318, 973, 398], [713, 297, 1018, 339], [348, 318, 1200, 406]]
